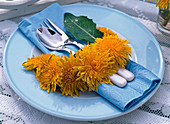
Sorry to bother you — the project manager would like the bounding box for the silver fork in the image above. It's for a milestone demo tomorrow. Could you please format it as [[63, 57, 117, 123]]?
[[36, 24, 76, 55], [46, 18, 83, 48]]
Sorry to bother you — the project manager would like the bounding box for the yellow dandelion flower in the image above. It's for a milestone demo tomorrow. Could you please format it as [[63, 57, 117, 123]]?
[[156, 0, 170, 10], [148, 0, 170, 10], [58, 53, 88, 97], [23, 54, 63, 93], [76, 45, 116, 91], [22, 54, 53, 77], [94, 35, 131, 68], [38, 55, 63, 93], [97, 27, 117, 37], [22, 55, 41, 70]]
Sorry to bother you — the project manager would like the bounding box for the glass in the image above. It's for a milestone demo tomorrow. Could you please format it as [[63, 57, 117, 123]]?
[[157, 9, 170, 36]]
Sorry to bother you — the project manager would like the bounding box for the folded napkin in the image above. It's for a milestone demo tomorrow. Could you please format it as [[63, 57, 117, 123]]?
[[18, 3, 161, 111], [18, 3, 68, 56], [97, 60, 160, 111]]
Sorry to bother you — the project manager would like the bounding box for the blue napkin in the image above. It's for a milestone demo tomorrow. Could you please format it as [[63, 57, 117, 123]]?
[[18, 3, 161, 111], [97, 61, 160, 111], [18, 3, 68, 56]]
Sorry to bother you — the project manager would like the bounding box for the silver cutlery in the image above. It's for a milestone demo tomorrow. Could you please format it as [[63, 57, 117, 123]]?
[[36, 24, 76, 55]]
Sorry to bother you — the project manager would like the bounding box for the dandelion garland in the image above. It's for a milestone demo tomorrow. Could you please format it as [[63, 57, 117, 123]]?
[[23, 27, 131, 97]]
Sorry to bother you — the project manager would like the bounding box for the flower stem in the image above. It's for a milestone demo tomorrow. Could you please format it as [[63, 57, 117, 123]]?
[[162, 12, 170, 26]]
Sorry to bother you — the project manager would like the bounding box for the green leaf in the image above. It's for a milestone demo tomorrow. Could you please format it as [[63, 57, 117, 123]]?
[[64, 13, 103, 43]]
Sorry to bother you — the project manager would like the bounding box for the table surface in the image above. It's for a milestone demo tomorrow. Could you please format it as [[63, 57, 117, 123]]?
[[1, 0, 170, 124]]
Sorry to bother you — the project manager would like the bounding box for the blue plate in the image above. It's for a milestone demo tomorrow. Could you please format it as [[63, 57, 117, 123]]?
[[3, 4, 164, 121]]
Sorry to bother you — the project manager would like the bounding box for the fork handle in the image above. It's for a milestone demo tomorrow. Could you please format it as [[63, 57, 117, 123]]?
[[109, 67, 134, 87], [65, 40, 84, 49]]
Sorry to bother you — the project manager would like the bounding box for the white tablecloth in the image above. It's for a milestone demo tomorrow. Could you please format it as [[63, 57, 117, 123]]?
[[0, 0, 170, 123]]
